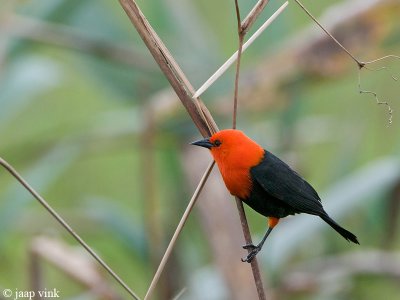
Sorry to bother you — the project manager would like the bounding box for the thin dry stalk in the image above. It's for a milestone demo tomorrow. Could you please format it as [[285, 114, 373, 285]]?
[[192, 2, 288, 99], [232, 1, 266, 299], [119, 0, 217, 138], [293, 0, 400, 72], [0, 158, 140, 300], [364, 55, 400, 65], [293, 0, 364, 68], [293, 0, 399, 125], [241, 0, 270, 34], [235, 199, 266, 299], [233, 0, 393, 107], [233, 0, 243, 130], [144, 161, 215, 300]]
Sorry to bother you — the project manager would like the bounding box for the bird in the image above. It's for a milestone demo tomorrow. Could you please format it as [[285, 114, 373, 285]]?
[[191, 129, 359, 263]]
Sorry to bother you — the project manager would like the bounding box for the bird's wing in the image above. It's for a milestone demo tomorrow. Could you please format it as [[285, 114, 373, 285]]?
[[250, 151, 324, 215]]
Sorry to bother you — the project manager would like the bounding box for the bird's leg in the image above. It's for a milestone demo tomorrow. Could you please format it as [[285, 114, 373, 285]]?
[[241, 227, 273, 262], [241, 217, 279, 263]]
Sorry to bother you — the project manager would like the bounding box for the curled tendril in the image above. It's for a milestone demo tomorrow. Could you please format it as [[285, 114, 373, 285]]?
[[358, 68, 394, 127]]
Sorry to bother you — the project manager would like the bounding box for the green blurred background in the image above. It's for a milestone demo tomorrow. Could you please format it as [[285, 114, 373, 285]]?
[[1, 0, 400, 299]]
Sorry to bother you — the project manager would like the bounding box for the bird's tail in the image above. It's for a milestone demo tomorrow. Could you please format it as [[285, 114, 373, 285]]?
[[320, 213, 359, 244]]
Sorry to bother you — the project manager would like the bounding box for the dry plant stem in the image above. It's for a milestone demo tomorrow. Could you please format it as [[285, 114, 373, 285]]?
[[235, 198, 266, 300], [233, 0, 243, 130], [144, 161, 215, 300], [0, 158, 141, 300], [241, 0, 270, 34], [119, 0, 216, 137], [193, 2, 289, 99], [233, 2, 266, 299], [293, 0, 364, 68], [232, 35, 242, 129], [364, 55, 400, 65]]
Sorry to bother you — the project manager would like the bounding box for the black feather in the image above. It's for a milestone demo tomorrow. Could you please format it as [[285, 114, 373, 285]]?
[[244, 150, 359, 244], [320, 213, 359, 244], [249, 151, 323, 216]]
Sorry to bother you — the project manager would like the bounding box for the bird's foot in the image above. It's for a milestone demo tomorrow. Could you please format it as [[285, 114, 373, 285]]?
[[241, 244, 261, 263]]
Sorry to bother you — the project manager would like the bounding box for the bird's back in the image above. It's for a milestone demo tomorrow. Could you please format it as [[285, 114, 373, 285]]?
[[245, 151, 325, 218]]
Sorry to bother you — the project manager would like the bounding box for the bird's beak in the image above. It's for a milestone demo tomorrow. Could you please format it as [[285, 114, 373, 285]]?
[[190, 138, 213, 149]]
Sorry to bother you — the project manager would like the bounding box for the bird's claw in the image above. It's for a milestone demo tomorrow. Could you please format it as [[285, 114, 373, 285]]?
[[241, 244, 261, 263], [242, 243, 257, 250]]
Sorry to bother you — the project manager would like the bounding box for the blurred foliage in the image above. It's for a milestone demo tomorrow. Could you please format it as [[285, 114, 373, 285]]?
[[0, 0, 400, 299]]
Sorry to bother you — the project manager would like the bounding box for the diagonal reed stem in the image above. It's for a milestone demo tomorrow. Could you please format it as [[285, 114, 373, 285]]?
[[144, 161, 215, 300], [192, 2, 289, 99], [293, 0, 364, 68], [241, 0, 270, 34], [119, 0, 217, 138], [0, 157, 141, 300]]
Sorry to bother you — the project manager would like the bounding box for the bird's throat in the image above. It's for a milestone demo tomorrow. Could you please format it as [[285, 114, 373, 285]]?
[[213, 150, 264, 200]]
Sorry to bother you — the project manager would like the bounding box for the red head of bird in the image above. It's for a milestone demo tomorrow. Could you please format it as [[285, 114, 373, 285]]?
[[191, 129, 264, 199]]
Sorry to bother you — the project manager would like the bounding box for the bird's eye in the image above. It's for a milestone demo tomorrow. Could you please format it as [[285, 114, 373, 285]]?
[[214, 140, 222, 147]]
